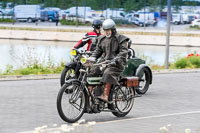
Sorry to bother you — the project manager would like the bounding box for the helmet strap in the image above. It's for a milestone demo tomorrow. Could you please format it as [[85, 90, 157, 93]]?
[[111, 28, 116, 36]]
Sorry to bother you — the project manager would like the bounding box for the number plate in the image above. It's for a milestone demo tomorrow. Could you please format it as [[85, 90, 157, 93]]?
[[71, 50, 77, 56]]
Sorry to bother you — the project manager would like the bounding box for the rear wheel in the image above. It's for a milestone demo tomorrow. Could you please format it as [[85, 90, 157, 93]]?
[[109, 86, 135, 117], [27, 18, 32, 23], [135, 67, 151, 94], [57, 81, 86, 123]]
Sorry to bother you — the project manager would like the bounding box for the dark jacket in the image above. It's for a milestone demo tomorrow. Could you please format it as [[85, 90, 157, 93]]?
[[92, 32, 129, 85]]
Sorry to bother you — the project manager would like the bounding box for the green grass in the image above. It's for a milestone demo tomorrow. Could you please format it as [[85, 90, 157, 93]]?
[[1, 63, 65, 76]]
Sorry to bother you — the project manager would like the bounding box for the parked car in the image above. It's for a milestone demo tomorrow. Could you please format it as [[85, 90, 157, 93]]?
[[129, 17, 149, 27], [14, 5, 41, 22], [40, 10, 48, 21], [191, 19, 200, 27], [47, 10, 58, 22], [45, 7, 61, 12], [188, 15, 195, 24], [3, 8, 13, 15], [40, 10, 58, 22], [0, 8, 4, 15]]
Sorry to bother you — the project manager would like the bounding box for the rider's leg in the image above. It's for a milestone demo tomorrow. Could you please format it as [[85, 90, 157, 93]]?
[[98, 83, 112, 102], [88, 86, 94, 94]]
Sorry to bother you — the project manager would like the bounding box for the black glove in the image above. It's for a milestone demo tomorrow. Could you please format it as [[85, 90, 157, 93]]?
[[109, 60, 117, 67], [87, 57, 96, 63]]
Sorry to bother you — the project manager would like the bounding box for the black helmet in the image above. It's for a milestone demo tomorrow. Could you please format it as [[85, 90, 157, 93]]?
[[92, 19, 102, 29]]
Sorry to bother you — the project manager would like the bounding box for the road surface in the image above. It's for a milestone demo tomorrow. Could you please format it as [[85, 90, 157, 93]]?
[[0, 72, 200, 133]]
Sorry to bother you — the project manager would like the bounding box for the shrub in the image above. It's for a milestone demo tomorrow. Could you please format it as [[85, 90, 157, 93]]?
[[60, 19, 89, 26], [0, 18, 16, 23], [175, 53, 200, 69], [175, 58, 189, 68], [190, 25, 200, 30]]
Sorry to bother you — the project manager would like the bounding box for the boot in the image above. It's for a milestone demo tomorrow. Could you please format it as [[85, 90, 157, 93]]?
[[98, 83, 111, 103]]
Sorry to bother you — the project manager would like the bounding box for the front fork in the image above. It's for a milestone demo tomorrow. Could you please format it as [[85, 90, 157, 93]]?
[[74, 62, 81, 78]]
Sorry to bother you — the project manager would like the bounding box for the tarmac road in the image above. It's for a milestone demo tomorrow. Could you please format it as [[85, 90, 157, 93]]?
[[0, 72, 200, 133]]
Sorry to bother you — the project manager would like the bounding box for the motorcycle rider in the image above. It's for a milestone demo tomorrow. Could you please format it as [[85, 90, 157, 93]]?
[[90, 19, 129, 102], [74, 19, 102, 51]]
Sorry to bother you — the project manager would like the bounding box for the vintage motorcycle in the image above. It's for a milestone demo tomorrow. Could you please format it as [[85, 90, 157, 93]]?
[[60, 49, 91, 86], [60, 44, 152, 94], [57, 58, 139, 123]]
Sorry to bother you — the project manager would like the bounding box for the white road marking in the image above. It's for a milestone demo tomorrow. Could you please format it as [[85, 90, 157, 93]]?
[[18, 110, 200, 133], [97, 110, 200, 125]]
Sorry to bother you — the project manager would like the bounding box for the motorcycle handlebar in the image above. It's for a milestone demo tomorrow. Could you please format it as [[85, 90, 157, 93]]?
[[73, 49, 92, 56], [93, 60, 111, 67]]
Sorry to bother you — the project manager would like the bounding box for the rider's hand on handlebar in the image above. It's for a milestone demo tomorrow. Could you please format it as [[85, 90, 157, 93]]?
[[87, 57, 96, 63], [108, 60, 117, 67]]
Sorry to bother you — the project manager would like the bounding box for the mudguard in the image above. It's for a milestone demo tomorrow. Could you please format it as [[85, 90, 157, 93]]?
[[65, 78, 81, 84], [64, 62, 81, 77], [64, 62, 77, 68], [65, 78, 90, 96], [135, 64, 153, 84]]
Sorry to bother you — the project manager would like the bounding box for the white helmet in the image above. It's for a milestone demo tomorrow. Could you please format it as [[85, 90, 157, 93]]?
[[102, 19, 116, 30]]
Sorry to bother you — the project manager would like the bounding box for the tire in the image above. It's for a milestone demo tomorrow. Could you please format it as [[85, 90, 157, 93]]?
[[136, 67, 151, 94], [60, 67, 76, 86], [48, 18, 53, 22], [85, 21, 90, 24], [109, 86, 135, 117], [27, 18, 32, 23], [57, 81, 86, 123]]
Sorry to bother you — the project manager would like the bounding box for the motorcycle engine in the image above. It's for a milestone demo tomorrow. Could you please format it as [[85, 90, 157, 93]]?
[[93, 85, 103, 97]]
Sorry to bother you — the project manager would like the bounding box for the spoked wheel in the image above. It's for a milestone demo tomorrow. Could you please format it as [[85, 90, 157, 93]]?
[[109, 86, 135, 117], [136, 67, 151, 94], [60, 67, 76, 86], [57, 81, 86, 123]]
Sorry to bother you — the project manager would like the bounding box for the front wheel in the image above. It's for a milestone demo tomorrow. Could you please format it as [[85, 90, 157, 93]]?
[[135, 67, 151, 94], [60, 67, 76, 86], [57, 81, 86, 123], [48, 18, 53, 22], [109, 86, 135, 117]]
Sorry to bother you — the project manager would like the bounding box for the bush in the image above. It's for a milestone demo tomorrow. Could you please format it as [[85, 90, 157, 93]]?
[[60, 19, 89, 26], [175, 53, 200, 69], [0, 18, 16, 23], [175, 58, 189, 68], [190, 25, 200, 29]]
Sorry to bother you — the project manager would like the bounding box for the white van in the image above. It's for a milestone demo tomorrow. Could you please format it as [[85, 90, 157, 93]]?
[[14, 5, 41, 22], [103, 8, 125, 19], [131, 12, 155, 25], [65, 7, 92, 17], [172, 13, 183, 25]]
